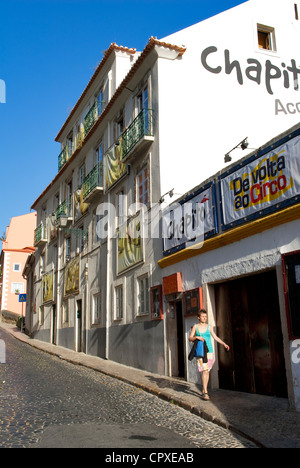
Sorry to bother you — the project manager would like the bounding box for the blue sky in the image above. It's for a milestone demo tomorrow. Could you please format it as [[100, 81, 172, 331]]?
[[0, 0, 246, 240]]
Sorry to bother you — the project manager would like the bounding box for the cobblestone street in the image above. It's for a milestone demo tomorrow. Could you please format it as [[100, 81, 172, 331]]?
[[0, 329, 257, 448]]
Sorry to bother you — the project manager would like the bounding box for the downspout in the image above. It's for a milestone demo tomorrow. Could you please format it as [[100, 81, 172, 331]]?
[[105, 191, 111, 360], [84, 262, 89, 354]]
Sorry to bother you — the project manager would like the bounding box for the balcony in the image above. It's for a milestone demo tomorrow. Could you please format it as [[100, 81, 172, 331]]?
[[58, 147, 69, 172], [82, 162, 103, 203], [34, 223, 47, 247], [56, 200, 73, 228], [121, 108, 154, 162], [84, 101, 98, 135]]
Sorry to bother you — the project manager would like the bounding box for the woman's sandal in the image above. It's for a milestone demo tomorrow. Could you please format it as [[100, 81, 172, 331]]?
[[202, 393, 210, 400]]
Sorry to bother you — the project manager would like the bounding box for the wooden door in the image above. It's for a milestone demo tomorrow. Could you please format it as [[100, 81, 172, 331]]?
[[216, 270, 287, 397]]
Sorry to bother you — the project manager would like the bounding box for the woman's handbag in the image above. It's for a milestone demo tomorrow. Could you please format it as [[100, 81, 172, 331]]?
[[194, 340, 205, 358], [188, 341, 198, 361], [188, 339, 209, 361]]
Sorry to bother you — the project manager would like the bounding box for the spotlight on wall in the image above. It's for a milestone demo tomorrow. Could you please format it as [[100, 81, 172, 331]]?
[[159, 188, 175, 204], [240, 138, 249, 150], [224, 137, 250, 163]]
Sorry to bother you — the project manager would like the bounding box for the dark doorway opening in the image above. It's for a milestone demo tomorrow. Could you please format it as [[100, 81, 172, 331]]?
[[215, 270, 287, 397], [175, 301, 185, 378]]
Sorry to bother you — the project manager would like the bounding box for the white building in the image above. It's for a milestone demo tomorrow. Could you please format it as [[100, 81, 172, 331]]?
[[28, 0, 300, 407], [157, 0, 300, 198]]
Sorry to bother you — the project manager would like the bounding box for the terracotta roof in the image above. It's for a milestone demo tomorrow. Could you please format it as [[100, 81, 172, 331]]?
[[32, 37, 186, 209], [150, 36, 186, 56]]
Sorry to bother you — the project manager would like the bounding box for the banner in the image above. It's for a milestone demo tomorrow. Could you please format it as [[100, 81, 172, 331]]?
[[162, 184, 216, 253], [64, 257, 80, 296], [104, 138, 127, 191], [117, 213, 143, 274], [74, 187, 89, 222], [220, 135, 300, 228], [43, 272, 54, 303]]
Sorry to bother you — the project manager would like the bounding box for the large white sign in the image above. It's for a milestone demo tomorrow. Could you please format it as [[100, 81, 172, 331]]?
[[220, 134, 300, 227]]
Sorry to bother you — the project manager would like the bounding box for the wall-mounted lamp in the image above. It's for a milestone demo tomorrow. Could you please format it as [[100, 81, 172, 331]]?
[[224, 137, 249, 163], [159, 188, 174, 204]]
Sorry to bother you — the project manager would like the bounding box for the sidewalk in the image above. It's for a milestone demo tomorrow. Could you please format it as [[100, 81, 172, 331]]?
[[1, 322, 300, 448]]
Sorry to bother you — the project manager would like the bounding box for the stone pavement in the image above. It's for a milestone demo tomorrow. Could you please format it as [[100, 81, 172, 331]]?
[[1, 323, 299, 448]]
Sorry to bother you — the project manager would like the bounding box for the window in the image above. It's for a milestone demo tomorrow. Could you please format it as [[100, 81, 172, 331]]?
[[54, 194, 59, 212], [137, 167, 149, 205], [66, 181, 73, 217], [67, 132, 73, 156], [114, 112, 124, 142], [137, 85, 149, 113], [39, 306, 44, 325], [95, 142, 104, 187], [115, 285, 123, 320], [53, 245, 58, 271], [137, 275, 149, 316], [92, 293, 101, 325], [65, 237, 71, 263], [94, 209, 101, 244], [97, 88, 104, 116], [62, 300, 69, 324], [78, 163, 86, 189], [13, 263, 21, 272], [11, 282, 24, 294], [95, 142, 103, 165], [77, 226, 85, 254], [116, 190, 126, 227], [40, 254, 45, 277], [137, 85, 150, 133], [257, 25, 276, 51]]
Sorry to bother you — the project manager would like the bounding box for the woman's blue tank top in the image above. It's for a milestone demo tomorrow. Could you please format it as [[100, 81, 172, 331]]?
[[196, 325, 213, 353]]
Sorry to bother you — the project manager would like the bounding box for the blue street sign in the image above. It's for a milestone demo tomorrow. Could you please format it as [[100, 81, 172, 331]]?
[[19, 294, 27, 303]]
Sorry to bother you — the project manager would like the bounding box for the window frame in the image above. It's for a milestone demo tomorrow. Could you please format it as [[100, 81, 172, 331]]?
[[13, 263, 21, 272], [137, 274, 150, 317], [136, 166, 149, 206], [92, 292, 102, 325], [11, 282, 24, 294], [257, 24, 277, 52], [115, 285, 123, 320]]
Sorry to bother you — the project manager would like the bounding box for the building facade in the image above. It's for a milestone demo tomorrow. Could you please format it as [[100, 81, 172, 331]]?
[[27, 0, 300, 405], [0, 213, 36, 321], [159, 122, 300, 410]]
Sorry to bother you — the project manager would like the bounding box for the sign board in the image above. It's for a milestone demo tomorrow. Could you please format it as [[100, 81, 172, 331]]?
[[183, 288, 203, 316], [162, 273, 182, 296], [220, 133, 300, 230], [162, 182, 217, 254], [19, 294, 27, 303]]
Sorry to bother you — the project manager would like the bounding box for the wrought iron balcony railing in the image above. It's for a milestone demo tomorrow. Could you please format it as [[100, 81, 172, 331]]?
[[56, 200, 73, 225], [34, 223, 47, 247], [58, 107, 153, 173], [121, 108, 154, 160], [82, 162, 103, 202], [84, 101, 98, 135], [58, 147, 69, 171]]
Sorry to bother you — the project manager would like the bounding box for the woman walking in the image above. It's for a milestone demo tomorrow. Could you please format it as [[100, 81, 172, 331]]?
[[189, 309, 230, 400]]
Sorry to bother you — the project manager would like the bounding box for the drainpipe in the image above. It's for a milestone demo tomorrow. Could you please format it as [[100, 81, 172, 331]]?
[[84, 262, 89, 354], [105, 191, 111, 360]]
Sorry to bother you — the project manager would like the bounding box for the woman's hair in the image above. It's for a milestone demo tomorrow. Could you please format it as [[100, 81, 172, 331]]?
[[197, 309, 207, 317]]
